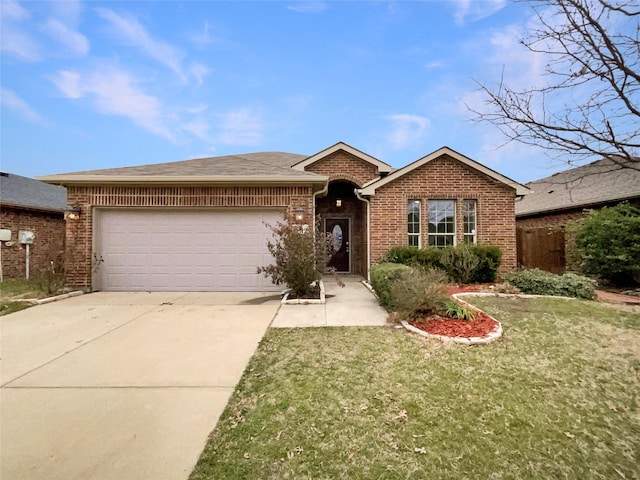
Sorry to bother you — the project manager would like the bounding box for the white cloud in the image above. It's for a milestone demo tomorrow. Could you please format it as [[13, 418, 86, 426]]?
[[189, 21, 214, 46], [189, 62, 210, 87], [187, 104, 208, 115], [384, 114, 431, 150], [0, 87, 48, 125], [453, 0, 507, 25], [42, 19, 89, 56], [51, 67, 174, 141], [96, 7, 186, 79], [217, 108, 264, 146], [287, 2, 328, 14], [0, 27, 41, 61], [0, 2, 41, 61], [1, 0, 29, 20], [48, 0, 83, 26], [183, 117, 211, 142]]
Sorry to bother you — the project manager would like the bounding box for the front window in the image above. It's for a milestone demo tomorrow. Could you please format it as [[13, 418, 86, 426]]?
[[408, 200, 421, 247], [463, 200, 477, 244], [428, 200, 455, 247]]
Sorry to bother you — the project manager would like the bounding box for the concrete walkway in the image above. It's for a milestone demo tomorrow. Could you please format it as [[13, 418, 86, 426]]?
[[271, 275, 389, 327], [1, 291, 280, 480]]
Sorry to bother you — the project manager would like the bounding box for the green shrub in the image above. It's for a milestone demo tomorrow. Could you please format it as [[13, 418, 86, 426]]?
[[503, 268, 596, 299], [384, 245, 443, 269], [444, 300, 476, 321], [440, 245, 480, 284], [469, 244, 502, 283], [370, 263, 413, 310], [388, 267, 449, 318], [575, 202, 640, 286], [383, 244, 502, 284]]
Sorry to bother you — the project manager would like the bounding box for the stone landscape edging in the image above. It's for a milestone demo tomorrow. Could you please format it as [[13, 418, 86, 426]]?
[[18, 290, 84, 306], [281, 281, 326, 304], [401, 292, 505, 345]]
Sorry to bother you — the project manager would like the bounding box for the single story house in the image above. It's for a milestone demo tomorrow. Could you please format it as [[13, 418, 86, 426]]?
[[515, 156, 640, 273], [39, 142, 529, 292], [0, 172, 67, 279]]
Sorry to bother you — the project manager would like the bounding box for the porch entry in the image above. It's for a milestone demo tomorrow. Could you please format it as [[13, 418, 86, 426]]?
[[325, 218, 350, 272]]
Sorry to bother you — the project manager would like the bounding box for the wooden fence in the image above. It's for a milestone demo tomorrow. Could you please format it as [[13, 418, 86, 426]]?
[[516, 227, 566, 274]]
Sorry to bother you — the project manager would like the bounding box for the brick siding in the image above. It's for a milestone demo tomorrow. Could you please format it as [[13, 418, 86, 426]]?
[[0, 206, 65, 279], [64, 185, 314, 290], [304, 152, 380, 276], [369, 155, 517, 272], [305, 151, 380, 187]]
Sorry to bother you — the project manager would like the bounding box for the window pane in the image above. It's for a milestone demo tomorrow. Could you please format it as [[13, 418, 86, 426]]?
[[428, 200, 455, 247], [408, 200, 420, 247]]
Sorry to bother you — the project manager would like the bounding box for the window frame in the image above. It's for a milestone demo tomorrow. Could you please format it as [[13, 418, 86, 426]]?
[[407, 199, 421, 248], [427, 199, 456, 248], [463, 199, 477, 245]]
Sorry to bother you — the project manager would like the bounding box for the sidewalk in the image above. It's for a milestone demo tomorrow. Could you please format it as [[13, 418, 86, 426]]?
[[271, 276, 389, 327]]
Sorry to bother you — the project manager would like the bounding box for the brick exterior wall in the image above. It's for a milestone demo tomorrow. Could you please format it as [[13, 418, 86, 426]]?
[[305, 151, 381, 276], [304, 151, 380, 187], [0, 206, 65, 279], [369, 155, 517, 272], [64, 185, 314, 290]]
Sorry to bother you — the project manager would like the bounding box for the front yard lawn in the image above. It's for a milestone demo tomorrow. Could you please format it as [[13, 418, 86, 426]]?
[[191, 297, 640, 480]]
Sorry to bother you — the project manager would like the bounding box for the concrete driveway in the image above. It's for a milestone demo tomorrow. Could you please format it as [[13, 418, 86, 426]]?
[[0, 291, 280, 480]]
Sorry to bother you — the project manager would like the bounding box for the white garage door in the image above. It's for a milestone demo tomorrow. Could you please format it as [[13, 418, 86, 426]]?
[[95, 209, 282, 291]]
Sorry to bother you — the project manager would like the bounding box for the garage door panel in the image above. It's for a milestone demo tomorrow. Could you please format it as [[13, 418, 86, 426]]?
[[96, 209, 281, 292]]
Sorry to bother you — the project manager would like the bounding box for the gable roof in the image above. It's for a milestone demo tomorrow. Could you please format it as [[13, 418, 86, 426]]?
[[38, 152, 327, 188], [0, 172, 67, 212], [516, 156, 640, 217], [292, 141, 393, 172], [359, 146, 530, 196]]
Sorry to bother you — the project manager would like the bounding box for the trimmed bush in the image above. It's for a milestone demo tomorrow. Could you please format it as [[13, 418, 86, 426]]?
[[575, 202, 640, 286], [370, 263, 412, 310], [389, 267, 449, 318], [382, 244, 502, 284], [503, 268, 596, 299], [384, 246, 443, 269], [440, 245, 480, 284], [470, 245, 502, 283]]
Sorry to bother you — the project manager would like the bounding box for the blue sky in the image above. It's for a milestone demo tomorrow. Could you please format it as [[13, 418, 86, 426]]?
[[2, 0, 576, 183]]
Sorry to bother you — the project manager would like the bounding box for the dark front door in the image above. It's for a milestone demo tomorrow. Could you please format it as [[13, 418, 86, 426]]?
[[326, 218, 350, 272]]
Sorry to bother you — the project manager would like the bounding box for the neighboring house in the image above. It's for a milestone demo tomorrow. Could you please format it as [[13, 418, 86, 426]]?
[[38, 142, 529, 292], [515, 157, 640, 273], [0, 172, 67, 279]]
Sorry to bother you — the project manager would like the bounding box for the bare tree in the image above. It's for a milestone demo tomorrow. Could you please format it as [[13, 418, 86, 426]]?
[[470, 0, 640, 171]]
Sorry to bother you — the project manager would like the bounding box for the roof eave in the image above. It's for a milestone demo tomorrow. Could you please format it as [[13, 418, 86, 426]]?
[[516, 193, 640, 217], [0, 200, 65, 214], [359, 146, 531, 196], [37, 174, 330, 192], [292, 142, 393, 172]]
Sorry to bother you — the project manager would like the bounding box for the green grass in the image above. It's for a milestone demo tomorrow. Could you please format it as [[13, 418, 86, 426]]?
[[0, 278, 50, 316], [190, 297, 640, 480]]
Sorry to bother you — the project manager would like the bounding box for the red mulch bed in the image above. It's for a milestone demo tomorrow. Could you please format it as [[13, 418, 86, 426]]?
[[409, 310, 498, 339], [403, 284, 500, 339]]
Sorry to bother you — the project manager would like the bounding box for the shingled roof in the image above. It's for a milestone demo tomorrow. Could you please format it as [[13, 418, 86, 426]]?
[[515, 157, 640, 217], [38, 152, 325, 185], [0, 172, 67, 212]]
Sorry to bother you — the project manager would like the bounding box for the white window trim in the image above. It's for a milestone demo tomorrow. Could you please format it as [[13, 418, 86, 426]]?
[[408, 200, 421, 248], [428, 199, 456, 248], [463, 199, 477, 245]]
